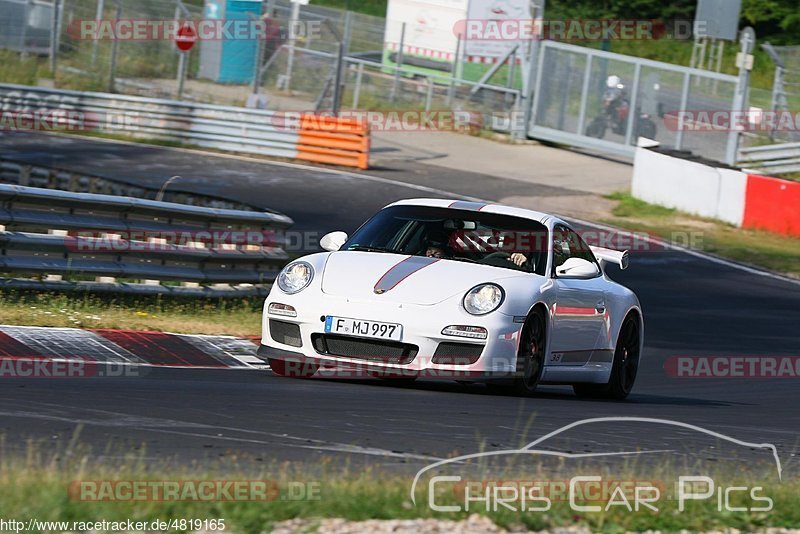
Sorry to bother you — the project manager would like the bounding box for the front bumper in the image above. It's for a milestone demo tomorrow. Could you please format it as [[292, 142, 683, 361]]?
[[260, 292, 523, 379]]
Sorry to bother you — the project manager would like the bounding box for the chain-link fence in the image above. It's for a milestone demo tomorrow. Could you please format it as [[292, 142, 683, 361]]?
[[530, 40, 743, 163], [51, 0, 204, 95], [0, 0, 517, 126], [752, 44, 800, 144], [1, 0, 776, 164], [0, 0, 56, 54]]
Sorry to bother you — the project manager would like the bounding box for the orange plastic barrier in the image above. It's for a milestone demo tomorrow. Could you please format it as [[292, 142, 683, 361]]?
[[742, 174, 800, 237], [296, 114, 370, 170]]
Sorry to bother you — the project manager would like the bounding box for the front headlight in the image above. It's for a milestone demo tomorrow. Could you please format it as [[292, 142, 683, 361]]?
[[463, 283, 504, 315], [277, 261, 314, 294]]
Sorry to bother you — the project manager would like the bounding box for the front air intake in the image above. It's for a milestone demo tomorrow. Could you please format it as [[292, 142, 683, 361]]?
[[269, 320, 302, 347], [432, 342, 484, 365]]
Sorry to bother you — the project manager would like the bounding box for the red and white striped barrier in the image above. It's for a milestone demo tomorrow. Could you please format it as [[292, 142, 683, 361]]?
[[0, 325, 264, 370], [632, 147, 800, 237]]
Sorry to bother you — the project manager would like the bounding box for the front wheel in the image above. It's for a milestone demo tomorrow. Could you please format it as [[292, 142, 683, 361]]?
[[573, 314, 640, 400], [268, 357, 318, 378], [510, 309, 547, 396]]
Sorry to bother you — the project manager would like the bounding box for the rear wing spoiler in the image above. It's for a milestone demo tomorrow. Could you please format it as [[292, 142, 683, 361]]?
[[591, 246, 630, 270]]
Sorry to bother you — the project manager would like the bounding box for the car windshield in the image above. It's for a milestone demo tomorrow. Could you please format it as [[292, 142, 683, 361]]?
[[342, 205, 549, 275]]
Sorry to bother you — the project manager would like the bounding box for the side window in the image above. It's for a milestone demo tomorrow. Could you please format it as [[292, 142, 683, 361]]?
[[552, 225, 597, 271]]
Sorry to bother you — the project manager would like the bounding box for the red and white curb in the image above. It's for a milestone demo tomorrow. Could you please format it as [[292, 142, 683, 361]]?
[[0, 325, 266, 370]]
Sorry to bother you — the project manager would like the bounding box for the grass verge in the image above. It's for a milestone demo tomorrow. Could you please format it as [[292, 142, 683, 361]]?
[[0, 439, 796, 533], [605, 192, 800, 279], [0, 291, 262, 337]]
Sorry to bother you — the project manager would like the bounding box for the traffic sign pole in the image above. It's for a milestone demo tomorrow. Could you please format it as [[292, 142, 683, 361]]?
[[177, 50, 188, 99]]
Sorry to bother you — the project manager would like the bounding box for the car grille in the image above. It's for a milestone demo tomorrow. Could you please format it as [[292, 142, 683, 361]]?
[[269, 320, 302, 347], [432, 342, 484, 365], [311, 334, 418, 365]]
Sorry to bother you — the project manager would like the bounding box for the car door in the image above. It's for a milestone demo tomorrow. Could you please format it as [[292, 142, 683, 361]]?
[[548, 225, 609, 366]]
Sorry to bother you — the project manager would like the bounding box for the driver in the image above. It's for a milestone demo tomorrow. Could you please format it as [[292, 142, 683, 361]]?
[[423, 229, 452, 259], [423, 228, 453, 258], [423, 227, 529, 268], [425, 245, 447, 259]]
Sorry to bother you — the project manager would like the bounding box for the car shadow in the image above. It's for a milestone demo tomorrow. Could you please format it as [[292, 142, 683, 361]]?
[[301, 374, 745, 407]]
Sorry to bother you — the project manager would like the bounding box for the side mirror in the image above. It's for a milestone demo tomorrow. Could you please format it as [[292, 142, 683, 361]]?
[[556, 257, 600, 279], [320, 231, 348, 252]]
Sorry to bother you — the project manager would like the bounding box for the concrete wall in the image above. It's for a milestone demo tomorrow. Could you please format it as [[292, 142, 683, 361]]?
[[631, 148, 746, 226]]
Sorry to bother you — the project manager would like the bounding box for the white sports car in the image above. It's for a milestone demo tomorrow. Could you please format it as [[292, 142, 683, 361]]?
[[258, 199, 643, 399]]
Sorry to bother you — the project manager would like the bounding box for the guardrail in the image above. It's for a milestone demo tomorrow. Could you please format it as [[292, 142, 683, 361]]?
[[738, 142, 800, 174], [0, 183, 294, 298], [0, 84, 371, 170], [0, 156, 257, 211]]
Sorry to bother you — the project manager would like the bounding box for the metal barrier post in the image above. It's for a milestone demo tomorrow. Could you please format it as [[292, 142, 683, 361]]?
[[675, 72, 691, 150], [285, 0, 301, 91], [507, 51, 517, 89], [49, 0, 61, 75], [425, 77, 434, 112], [20, 0, 31, 54], [343, 10, 353, 53], [390, 22, 406, 102], [332, 40, 344, 114], [576, 53, 593, 136], [107, 0, 122, 92], [447, 33, 462, 107], [352, 62, 363, 108], [519, 0, 545, 140], [726, 27, 755, 166], [250, 3, 267, 98], [624, 62, 642, 146], [91, 0, 104, 66]]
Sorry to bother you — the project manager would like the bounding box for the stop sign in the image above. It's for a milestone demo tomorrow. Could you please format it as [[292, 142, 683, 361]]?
[[175, 23, 197, 52]]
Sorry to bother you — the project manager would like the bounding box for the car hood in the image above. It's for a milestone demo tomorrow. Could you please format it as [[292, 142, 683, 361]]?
[[321, 251, 527, 305]]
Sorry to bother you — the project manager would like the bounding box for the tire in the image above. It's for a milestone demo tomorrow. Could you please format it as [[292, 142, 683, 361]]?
[[268, 357, 318, 378], [585, 117, 607, 138], [573, 314, 640, 400], [636, 117, 657, 140], [510, 309, 547, 396]]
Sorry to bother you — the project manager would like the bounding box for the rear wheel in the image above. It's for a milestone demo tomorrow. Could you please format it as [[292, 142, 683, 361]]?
[[573, 314, 640, 400], [586, 117, 607, 138], [636, 117, 657, 140], [511, 309, 546, 396], [268, 357, 318, 378]]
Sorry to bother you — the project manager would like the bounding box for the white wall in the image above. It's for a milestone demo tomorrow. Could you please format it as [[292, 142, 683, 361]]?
[[631, 148, 746, 226]]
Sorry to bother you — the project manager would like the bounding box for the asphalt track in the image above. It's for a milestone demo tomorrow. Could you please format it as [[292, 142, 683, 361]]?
[[0, 132, 798, 478]]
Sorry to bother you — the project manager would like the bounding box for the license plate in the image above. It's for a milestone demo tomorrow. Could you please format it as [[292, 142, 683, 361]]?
[[324, 316, 402, 341]]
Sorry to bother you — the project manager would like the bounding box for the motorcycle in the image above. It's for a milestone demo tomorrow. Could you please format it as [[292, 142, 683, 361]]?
[[586, 76, 657, 141]]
